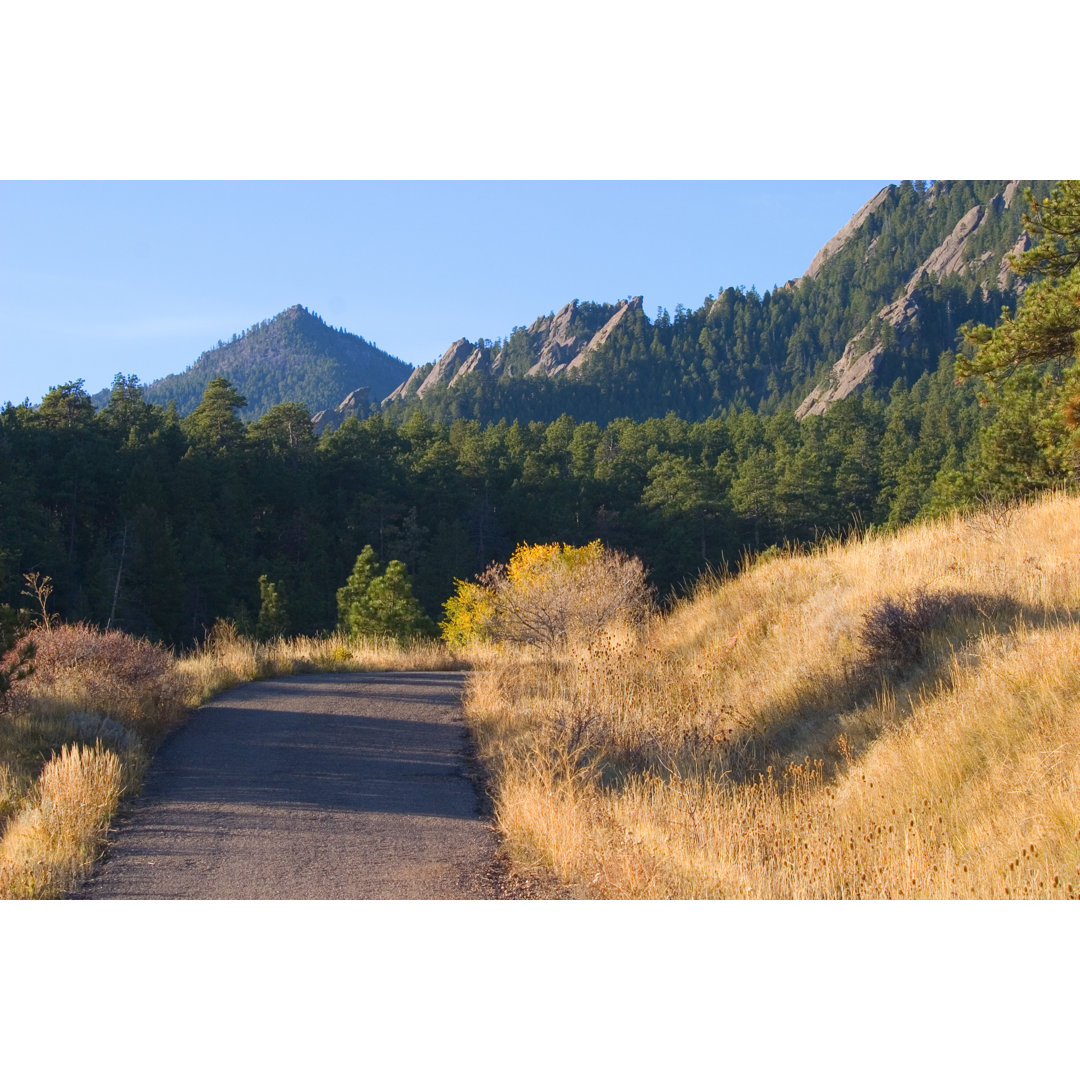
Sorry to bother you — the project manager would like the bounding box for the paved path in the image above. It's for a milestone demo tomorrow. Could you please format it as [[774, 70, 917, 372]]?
[[75, 671, 502, 899]]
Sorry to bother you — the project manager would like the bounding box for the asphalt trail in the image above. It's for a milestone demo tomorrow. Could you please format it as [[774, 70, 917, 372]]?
[[75, 671, 501, 899]]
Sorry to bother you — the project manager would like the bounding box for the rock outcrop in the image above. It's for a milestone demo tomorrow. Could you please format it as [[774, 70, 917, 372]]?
[[311, 386, 371, 434], [797, 182, 1027, 418], [381, 297, 643, 404], [417, 339, 477, 397], [519, 297, 642, 378], [383, 364, 432, 404], [917, 204, 985, 280], [567, 299, 642, 372], [802, 187, 891, 281], [998, 233, 1029, 292]]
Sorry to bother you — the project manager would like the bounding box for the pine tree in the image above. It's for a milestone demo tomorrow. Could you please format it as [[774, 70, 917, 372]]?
[[958, 181, 1080, 486], [363, 561, 433, 642], [183, 377, 248, 453], [730, 447, 777, 548], [336, 546, 431, 642], [336, 546, 380, 635], [37, 380, 95, 429], [256, 575, 287, 640]]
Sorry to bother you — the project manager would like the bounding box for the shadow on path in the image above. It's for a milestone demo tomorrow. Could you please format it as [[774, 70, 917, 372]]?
[[76, 671, 501, 899]]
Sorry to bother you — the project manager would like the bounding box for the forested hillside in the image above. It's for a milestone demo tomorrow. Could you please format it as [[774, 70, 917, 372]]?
[[0, 350, 1042, 645], [92, 304, 411, 420], [383, 181, 1051, 425]]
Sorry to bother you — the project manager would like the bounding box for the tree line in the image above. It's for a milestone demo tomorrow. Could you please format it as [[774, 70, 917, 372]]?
[[0, 352, 1038, 648]]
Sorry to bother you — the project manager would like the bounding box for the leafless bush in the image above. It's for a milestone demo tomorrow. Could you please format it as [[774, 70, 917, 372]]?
[[6, 624, 189, 738], [481, 542, 652, 652], [859, 591, 972, 672], [967, 492, 1019, 538]]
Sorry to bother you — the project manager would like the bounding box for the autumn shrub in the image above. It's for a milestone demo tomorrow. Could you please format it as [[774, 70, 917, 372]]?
[[7, 623, 190, 741], [442, 540, 651, 652], [439, 580, 497, 647]]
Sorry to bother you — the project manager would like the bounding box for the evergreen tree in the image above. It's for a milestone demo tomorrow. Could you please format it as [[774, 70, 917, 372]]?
[[183, 377, 248, 453], [256, 574, 287, 640], [336, 546, 380, 635], [958, 181, 1080, 488], [640, 454, 725, 561], [730, 447, 777, 548], [248, 402, 317, 465], [336, 546, 431, 642], [363, 561, 433, 642], [101, 374, 158, 444], [37, 380, 95, 429]]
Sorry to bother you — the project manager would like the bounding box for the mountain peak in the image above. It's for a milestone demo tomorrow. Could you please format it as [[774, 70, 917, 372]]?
[[802, 186, 892, 281], [132, 305, 410, 421], [796, 180, 1035, 418]]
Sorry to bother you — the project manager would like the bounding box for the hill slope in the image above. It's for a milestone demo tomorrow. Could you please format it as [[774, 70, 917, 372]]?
[[466, 490, 1080, 898], [126, 305, 411, 420]]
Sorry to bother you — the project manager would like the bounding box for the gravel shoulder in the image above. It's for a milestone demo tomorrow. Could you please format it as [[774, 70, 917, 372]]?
[[75, 671, 514, 900]]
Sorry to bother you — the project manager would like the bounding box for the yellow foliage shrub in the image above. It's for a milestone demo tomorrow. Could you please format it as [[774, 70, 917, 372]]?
[[441, 540, 650, 651]]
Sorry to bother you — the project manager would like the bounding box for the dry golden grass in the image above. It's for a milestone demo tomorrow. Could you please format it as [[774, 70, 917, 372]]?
[[465, 491, 1080, 898], [0, 743, 123, 899], [176, 622, 475, 704], [8, 624, 190, 739], [1, 621, 473, 899], [0, 625, 189, 899]]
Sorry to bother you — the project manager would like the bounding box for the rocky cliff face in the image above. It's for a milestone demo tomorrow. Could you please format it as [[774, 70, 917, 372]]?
[[796, 182, 1031, 418], [382, 297, 643, 403], [802, 187, 892, 282], [311, 386, 371, 434]]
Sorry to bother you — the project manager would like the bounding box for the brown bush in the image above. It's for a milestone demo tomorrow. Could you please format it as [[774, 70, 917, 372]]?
[[859, 591, 988, 673], [5, 624, 189, 740]]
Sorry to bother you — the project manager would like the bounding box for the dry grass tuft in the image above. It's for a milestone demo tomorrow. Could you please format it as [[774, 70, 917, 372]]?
[[464, 490, 1080, 898], [1, 625, 188, 899], [0, 743, 123, 899]]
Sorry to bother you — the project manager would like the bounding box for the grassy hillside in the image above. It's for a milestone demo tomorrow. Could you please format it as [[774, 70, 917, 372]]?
[[465, 490, 1080, 898]]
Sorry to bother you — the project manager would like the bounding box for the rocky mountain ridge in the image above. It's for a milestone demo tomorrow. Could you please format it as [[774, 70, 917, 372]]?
[[796, 180, 1032, 418], [95, 181, 1049, 430], [383, 297, 643, 405], [801, 187, 893, 282], [379, 181, 1047, 428]]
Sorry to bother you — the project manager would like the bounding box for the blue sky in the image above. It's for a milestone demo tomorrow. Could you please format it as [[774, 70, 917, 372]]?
[[0, 180, 893, 406]]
